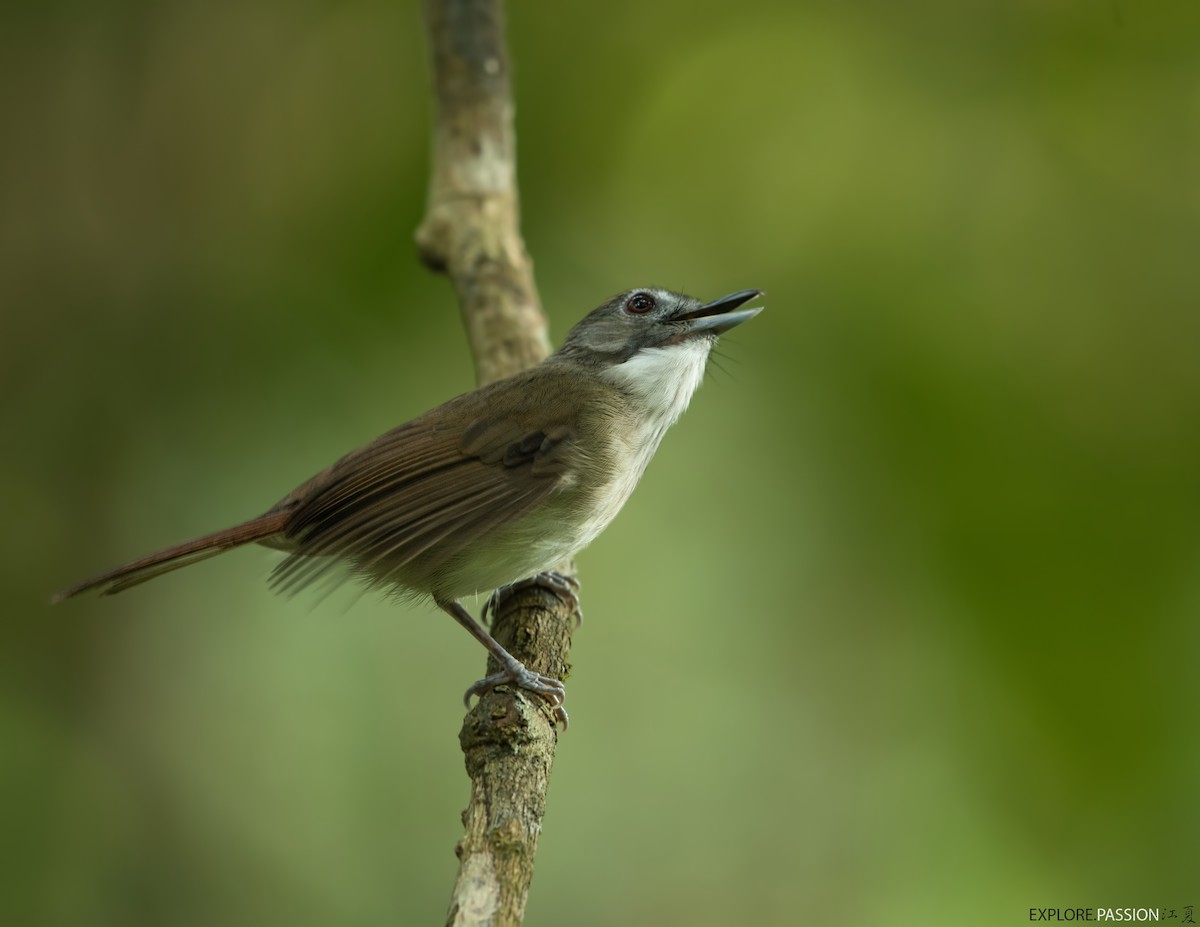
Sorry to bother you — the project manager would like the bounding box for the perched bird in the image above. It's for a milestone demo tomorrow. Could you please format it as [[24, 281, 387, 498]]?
[[55, 287, 762, 726]]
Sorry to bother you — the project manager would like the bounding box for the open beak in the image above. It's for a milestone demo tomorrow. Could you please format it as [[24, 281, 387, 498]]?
[[677, 289, 763, 335]]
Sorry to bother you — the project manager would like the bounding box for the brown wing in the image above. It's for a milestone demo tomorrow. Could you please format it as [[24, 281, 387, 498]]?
[[268, 384, 575, 596]]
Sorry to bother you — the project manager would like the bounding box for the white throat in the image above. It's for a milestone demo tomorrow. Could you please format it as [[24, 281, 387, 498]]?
[[601, 338, 712, 435]]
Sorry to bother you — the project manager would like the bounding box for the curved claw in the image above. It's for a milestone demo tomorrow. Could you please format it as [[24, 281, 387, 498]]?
[[484, 571, 583, 628], [463, 666, 569, 730]]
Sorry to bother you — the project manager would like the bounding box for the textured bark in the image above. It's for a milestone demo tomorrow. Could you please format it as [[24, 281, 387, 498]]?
[[416, 2, 576, 925], [416, 0, 549, 387]]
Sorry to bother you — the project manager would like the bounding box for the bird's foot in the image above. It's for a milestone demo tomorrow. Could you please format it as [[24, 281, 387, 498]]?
[[464, 663, 569, 730], [483, 571, 583, 627]]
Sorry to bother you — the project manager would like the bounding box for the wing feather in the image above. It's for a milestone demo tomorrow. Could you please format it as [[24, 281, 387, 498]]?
[[270, 396, 575, 597]]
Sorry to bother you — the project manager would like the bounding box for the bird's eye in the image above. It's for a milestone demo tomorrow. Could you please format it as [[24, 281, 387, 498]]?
[[626, 293, 656, 314]]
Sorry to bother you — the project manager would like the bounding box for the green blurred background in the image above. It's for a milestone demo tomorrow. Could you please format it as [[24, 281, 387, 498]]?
[[4, 1, 1198, 924]]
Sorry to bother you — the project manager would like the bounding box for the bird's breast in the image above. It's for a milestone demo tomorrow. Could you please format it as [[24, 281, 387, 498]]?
[[565, 414, 664, 552]]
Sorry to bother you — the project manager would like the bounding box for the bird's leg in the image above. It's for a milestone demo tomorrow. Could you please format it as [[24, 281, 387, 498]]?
[[482, 571, 583, 627], [436, 596, 569, 730]]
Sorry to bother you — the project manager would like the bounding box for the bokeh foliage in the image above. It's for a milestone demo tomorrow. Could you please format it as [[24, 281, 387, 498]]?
[[3, 1, 1197, 925]]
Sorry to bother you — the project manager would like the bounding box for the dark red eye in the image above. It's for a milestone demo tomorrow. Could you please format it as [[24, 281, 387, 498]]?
[[626, 292, 656, 314]]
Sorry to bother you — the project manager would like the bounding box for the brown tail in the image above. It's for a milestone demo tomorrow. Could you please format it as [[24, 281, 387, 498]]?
[[52, 511, 290, 603]]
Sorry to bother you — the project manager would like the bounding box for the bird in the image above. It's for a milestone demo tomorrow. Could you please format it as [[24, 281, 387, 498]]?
[[54, 286, 762, 727]]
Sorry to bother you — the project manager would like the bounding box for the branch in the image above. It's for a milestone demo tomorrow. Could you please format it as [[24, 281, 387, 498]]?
[[416, 0, 548, 386], [416, 1, 576, 924]]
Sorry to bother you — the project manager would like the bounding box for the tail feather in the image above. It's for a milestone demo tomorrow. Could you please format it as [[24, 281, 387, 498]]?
[[52, 511, 289, 603]]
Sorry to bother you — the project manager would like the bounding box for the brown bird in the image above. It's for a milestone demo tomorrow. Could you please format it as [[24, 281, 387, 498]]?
[[54, 287, 762, 726]]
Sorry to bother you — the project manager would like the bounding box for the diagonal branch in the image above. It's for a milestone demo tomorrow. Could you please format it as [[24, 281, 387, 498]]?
[[416, 1, 576, 924]]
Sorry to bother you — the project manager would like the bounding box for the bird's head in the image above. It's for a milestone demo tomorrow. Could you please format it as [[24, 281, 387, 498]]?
[[554, 286, 762, 423]]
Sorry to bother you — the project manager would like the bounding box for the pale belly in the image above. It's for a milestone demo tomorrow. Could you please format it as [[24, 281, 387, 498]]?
[[430, 436, 655, 599]]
